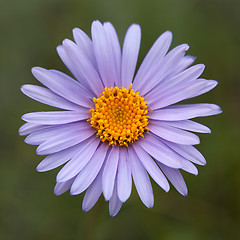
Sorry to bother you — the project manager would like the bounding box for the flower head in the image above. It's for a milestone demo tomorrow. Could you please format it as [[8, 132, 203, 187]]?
[[19, 20, 221, 216]]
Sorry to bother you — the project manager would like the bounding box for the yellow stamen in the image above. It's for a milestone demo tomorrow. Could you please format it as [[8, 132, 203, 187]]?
[[89, 84, 149, 147]]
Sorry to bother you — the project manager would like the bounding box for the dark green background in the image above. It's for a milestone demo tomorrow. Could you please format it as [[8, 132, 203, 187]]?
[[1, 0, 239, 239]]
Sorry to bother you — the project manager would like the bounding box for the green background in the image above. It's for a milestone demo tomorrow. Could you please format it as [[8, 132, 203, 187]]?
[[1, 0, 239, 239]]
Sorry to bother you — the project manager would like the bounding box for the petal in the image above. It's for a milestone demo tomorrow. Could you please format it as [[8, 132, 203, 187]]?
[[56, 45, 94, 96], [91, 20, 116, 88], [36, 126, 94, 155], [102, 146, 119, 201], [148, 120, 200, 145], [166, 120, 211, 133], [56, 136, 100, 182], [190, 79, 218, 98], [148, 79, 211, 110], [32, 67, 92, 108], [54, 178, 75, 196], [103, 22, 122, 86], [62, 39, 104, 96], [149, 103, 222, 121], [21, 84, 81, 111], [82, 167, 103, 212], [138, 133, 183, 168], [158, 163, 188, 196], [19, 123, 49, 136], [138, 44, 189, 95], [117, 147, 132, 202], [109, 183, 122, 217], [133, 31, 172, 91], [171, 55, 196, 76], [128, 146, 154, 208], [72, 27, 97, 68], [24, 122, 89, 145], [121, 24, 141, 88], [49, 69, 94, 98], [133, 143, 170, 192], [22, 111, 88, 125], [36, 142, 85, 172], [179, 158, 198, 175], [70, 143, 109, 195], [161, 139, 206, 166], [197, 104, 222, 117], [149, 136, 198, 175], [147, 64, 205, 99]]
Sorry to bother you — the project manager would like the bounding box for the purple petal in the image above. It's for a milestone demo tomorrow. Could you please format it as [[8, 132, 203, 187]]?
[[91, 20, 116, 88], [171, 55, 196, 76], [24, 122, 89, 145], [180, 158, 198, 175], [70, 143, 109, 195], [82, 167, 103, 212], [103, 22, 121, 86], [19, 123, 49, 136], [148, 79, 211, 110], [190, 79, 218, 97], [21, 84, 81, 111], [149, 103, 222, 121], [109, 183, 122, 217], [54, 178, 75, 196], [72, 27, 97, 68], [138, 133, 183, 168], [166, 120, 211, 133], [128, 146, 154, 208], [36, 126, 94, 155], [61, 39, 104, 96], [117, 147, 132, 202], [49, 69, 94, 98], [121, 24, 141, 88], [133, 31, 172, 91], [102, 146, 119, 201], [161, 139, 206, 165], [158, 163, 188, 196], [147, 64, 205, 99], [150, 135, 198, 175], [56, 136, 100, 182], [36, 142, 85, 172], [32, 67, 92, 108], [138, 44, 189, 95], [133, 143, 170, 192], [22, 111, 88, 125], [148, 120, 200, 145], [56, 45, 94, 96]]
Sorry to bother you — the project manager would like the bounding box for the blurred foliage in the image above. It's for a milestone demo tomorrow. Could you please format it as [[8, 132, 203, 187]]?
[[0, 0, 240, 239]]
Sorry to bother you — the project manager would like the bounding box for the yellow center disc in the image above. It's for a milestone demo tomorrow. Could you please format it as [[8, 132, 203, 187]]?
[[89, 84, 149, 146]]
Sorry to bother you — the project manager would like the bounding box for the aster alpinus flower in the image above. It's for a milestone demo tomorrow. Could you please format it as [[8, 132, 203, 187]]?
[[19, 20, 221, 216]]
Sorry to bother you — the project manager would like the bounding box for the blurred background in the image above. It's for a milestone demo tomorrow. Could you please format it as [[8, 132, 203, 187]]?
[[0, 0, 239, 239]]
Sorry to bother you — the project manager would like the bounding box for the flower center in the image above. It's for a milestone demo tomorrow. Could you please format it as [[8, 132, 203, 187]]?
[[89, 84, 149, 147]]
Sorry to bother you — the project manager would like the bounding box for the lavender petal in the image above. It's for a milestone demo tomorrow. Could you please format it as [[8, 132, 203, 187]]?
[[128, 146, 154, 208], [70, 143, 108, 195], [121, 24, 141, 88], [102, 146, 119, 201], [117, 147, 132, 202]]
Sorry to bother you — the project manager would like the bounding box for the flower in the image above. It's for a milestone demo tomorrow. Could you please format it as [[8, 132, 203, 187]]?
[[19, 20, 221, 216]]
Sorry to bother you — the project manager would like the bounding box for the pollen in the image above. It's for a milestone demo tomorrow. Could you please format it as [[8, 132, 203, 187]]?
[[89, 84, 149, 147]]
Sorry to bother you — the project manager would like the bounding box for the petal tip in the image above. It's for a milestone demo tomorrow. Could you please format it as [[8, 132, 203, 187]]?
[[36, 165, 43, 172], [164, 184, 170, 193], [31, 66, 43, 75], [69, 188, 77, 195], [162, 30, 173, 41], [182, 190, 188, 197]]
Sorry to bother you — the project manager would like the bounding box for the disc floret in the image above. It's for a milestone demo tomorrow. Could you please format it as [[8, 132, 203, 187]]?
[[89, 84, 149, 146]]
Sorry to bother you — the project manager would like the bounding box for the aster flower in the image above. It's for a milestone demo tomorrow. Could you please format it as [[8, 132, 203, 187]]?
[[19, 20, 221, 216]]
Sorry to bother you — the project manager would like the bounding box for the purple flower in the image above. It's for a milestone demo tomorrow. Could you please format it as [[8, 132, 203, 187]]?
[[19, 20, 221, 216]]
